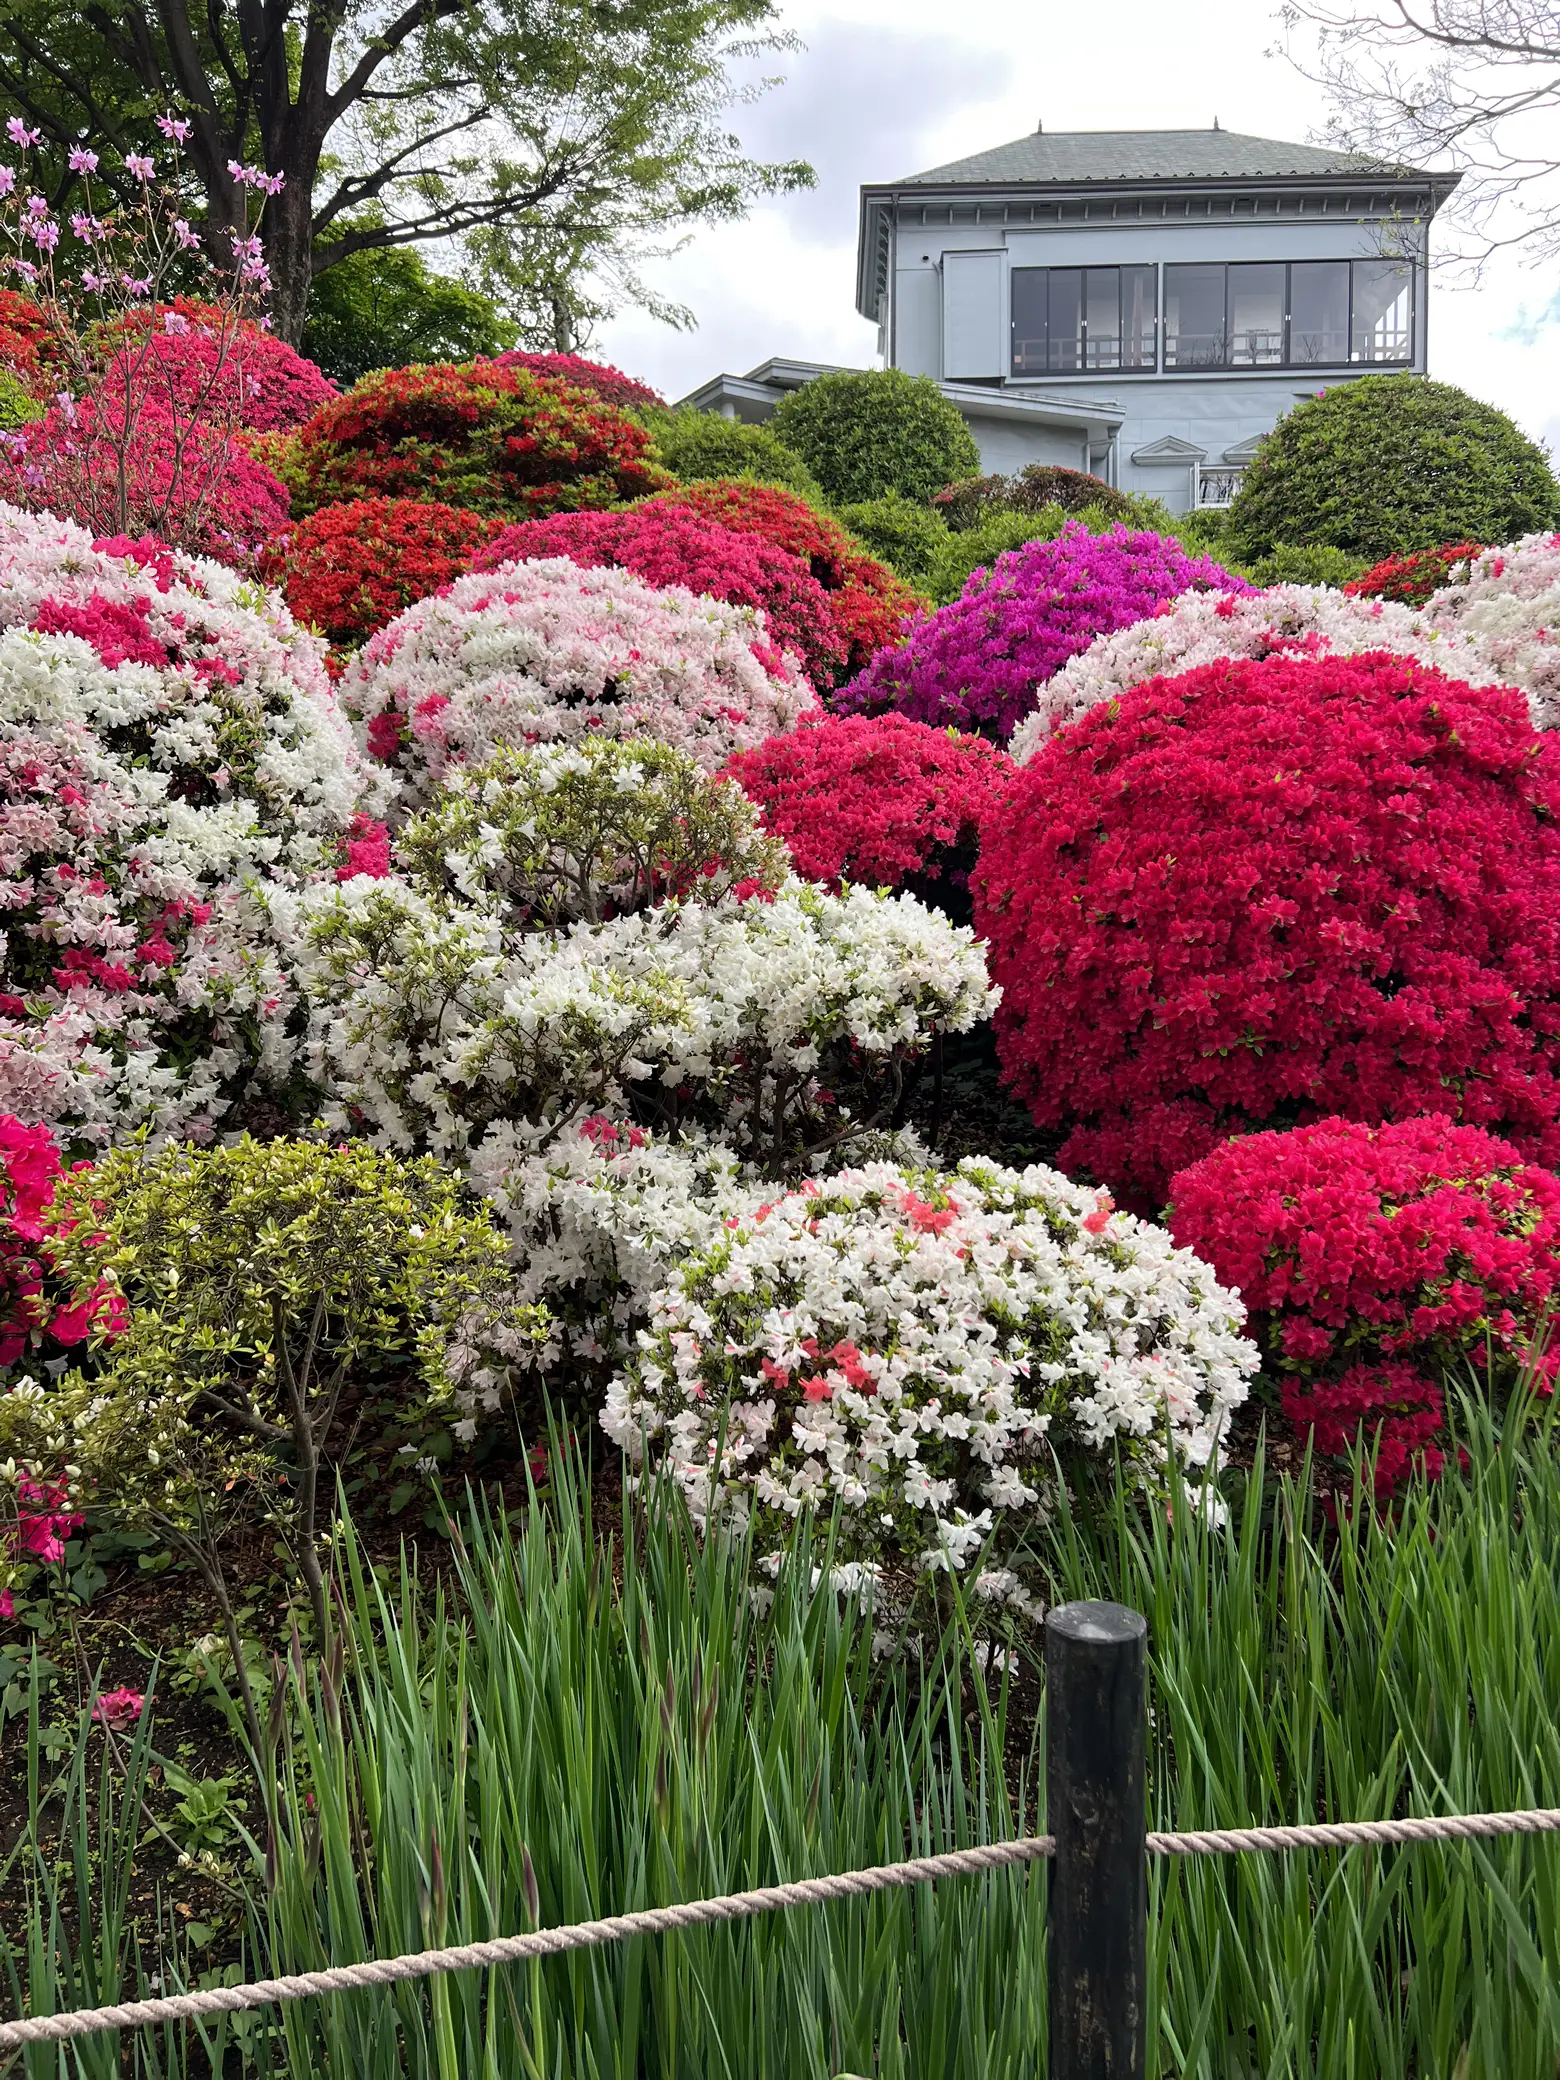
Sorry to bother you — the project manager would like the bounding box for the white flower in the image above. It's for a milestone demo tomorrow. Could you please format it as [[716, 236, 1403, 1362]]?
[[1421, 531, 1560, 732]]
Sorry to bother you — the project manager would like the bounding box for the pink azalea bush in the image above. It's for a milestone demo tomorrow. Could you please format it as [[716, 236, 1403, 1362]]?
[[1421, 532, 1560, 732], [342, 557, 819, 811], [835, 522, 1248, 739], [96, 298, 336, 432], [1167, 1116, 1560, 1491], [0, 1114, 122, 1365]]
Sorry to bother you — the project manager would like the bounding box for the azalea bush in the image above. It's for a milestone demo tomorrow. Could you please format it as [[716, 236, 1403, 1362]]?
[[473, 504, 847, 690], [1167, 1115, 1560, 1491], [837, 522, 1248, 739], [974, 650, 1560, 1205], [268, 496, 502, 658], [0, 504, 363, 1150], [292, 360, 667, 518], [93, 298, 336, 432], [484, 350, 663, 413], [341, 557, 818, 809], [1421, 532, 1560, 732], [1009, 582, 1501, 758], [932, 466, 1132, 530], [1346, 542, 1485, 607], [724, 714, 1012, 910], [0, 1114, 121, 1371], [643, 479, 926, 680], [605, 1154, 1254, 1614]]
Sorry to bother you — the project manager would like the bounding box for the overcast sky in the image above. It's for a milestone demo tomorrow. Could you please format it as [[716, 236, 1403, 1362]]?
[[597, 0, 1560, 460]]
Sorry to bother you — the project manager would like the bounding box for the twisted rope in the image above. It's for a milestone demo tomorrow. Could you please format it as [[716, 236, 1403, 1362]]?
[[3, 1806, 1558, 2051]]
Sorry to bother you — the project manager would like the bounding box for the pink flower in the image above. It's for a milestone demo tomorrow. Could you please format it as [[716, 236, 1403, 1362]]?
[[124, 153, 155, 180], [0, 1589, 14, 1620], [92, 1687, 145, 1729], [156, 115, 192, 142], [6, 119, 40, 148], [67, 146, 99, 173]]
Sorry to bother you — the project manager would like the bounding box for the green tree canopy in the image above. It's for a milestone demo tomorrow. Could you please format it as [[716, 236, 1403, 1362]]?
[[300, 242, 514, 388]]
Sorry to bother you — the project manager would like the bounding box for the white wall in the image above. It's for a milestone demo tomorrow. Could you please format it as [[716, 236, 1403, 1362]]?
[[963, 417, 1091, 473]]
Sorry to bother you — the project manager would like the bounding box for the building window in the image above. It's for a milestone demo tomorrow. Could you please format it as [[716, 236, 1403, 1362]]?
[[1011, 265, 1157, 374], [1161, 259, 1414, 371]]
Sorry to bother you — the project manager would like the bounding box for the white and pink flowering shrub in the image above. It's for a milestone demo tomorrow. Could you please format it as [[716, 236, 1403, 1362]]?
[[1010, 583, 1500, 759], [340, 558, 820, 811], [0, 505, 365, 1146], [605, 1156, 1256, 1615], [1421, 532, 1560, 731]]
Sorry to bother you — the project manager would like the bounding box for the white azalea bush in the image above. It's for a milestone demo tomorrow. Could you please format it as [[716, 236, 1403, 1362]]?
[[605, 1157, 1256, 1616], [1009, 582, 1501, 759], [1421, 531, 1560, 731], [340, 557, 820, 812], [0, 505, 368, 1148]]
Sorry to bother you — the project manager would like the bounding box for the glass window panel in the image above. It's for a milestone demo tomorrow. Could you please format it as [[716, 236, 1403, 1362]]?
[[1228, 262, 1285, 366], [1288, 261, 1350, 365], [1351, 260, 1413, 362], [1046, 269, 1083, 371], [1121, 265, 1157, 368], [1164, 264, 1226, 367], [1084, 268, 1121, 369], [1010, 268, 1047, 376]]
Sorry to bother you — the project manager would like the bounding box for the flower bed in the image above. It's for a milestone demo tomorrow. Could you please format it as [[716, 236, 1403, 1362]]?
[[268, 496, 503, 657], [341, 557, 818, 807], [474, 504, 846, 690], [1421, 532, 1560, 732], [974, 649, 1560, 1205], [836, 522, 1248, 739]]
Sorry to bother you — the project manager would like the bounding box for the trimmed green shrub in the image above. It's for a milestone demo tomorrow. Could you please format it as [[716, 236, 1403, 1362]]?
[[1240, 543, 1372, 588], [1225, 374, 1560, 562], [771, 368, 981, 506], [0, 367, 40, 430], [649, 407, 823, 498], [835, 492, 951, 583]]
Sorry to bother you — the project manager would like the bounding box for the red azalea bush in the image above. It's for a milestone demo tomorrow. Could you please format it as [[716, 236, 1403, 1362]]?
[[973, 650, 1560, 1205], [1345, 542, 1485, 607], [643, 479, 926, 679], [1167, 1116, 1560, 1490], [483, 351, 664, 414], [723, 714, 1012, 903], [474, 504, 847, 689], [96, 299, 337, 432], [268, 496, 503, 657], [293, 360, 667, 518], [0, 290, 56, 386]]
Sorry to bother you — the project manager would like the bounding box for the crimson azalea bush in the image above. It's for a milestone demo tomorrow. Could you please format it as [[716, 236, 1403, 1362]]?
[[0, 1116, 123, 1369], [973, 650, 1560, 1206], [293, 360, 667, 518], [269, 496, 503, 658], [836, 522, 1249, 739], [483, 351, 664, 413], [474, 504, 847, 690], [723, 714, 1012, 906], [96, 299, 337, 432], [1166, 1115, 1560, 1491], [1346, 542, 1484, 608], [642, 479, 926, 680], [0, 290, 54, 385]]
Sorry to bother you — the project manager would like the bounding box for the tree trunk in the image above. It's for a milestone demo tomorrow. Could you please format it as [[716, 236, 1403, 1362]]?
[[264, 178, 321, 346]]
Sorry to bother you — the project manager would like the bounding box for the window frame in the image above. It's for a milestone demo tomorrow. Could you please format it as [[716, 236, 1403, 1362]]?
[[1008, 262, 1158, 376]]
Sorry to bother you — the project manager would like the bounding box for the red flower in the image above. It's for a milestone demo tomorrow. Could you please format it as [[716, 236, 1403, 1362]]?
[[481, 351, 663, 414], [1346, 542, 1485, 608], [267, 496, 505, 658]]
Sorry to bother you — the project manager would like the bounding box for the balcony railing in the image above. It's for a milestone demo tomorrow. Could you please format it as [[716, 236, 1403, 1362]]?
[[1195, 466, 1245, 509]]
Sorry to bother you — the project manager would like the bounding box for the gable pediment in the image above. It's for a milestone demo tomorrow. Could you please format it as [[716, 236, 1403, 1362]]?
[[1130, 434, 1206, 465], [1221, 435, 1265, 463]]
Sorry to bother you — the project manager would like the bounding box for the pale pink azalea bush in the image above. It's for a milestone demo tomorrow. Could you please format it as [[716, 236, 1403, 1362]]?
[[1010, 583, 1502, 760], [1421, 532, 1560, 732], [341, 558, 819, 810]]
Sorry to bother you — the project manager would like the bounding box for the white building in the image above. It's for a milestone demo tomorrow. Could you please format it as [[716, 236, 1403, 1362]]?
[[680, 128, 1458, 513]]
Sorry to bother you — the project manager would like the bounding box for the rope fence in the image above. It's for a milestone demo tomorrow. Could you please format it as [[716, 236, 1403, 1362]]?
[[3, 1804, 1560, 2051]]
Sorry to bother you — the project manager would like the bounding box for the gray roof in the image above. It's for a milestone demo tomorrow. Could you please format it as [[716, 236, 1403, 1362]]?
[[899, 128, 1427, 188]]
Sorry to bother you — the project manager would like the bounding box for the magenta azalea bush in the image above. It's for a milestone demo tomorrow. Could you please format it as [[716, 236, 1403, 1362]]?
[[835, 522, 1249, 739]]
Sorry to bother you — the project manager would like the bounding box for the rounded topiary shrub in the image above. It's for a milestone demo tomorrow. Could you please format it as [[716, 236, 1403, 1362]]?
[[771, 368, 981, 507], [723, 713, 1011, 911], [647, 409, 822, 498], [833, 493, 951, 584], [1346, 542, 1485, 607], [837, 522, 1248, 738], [270, 496, 503, 659], [933, 465, 1131, 530], [973, 650, 1560, 1206], [642, 479, 926, 679], [293, 360, 667, 518], [482, 351, 663, 414], [473, 504, 847, 690], [1224, 375, 1560, 563], [1167, 1115, 1560, 1491]]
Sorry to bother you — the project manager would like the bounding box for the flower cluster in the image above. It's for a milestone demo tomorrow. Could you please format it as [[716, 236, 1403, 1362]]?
[[0, 504, 363, 1148], [268, 496, 503, 659], [94, 298, 337, 431], [0, 1114, 122, 1364], [292, 360, 668, 518], [482, 351, 664, 414], [642, 479, 926, 681], [1345, 542, 1484, 608], [0, 288, 55, 384], [473, 504, 846, 690], [837, 523, 1249, 740], [1, 1467, 87, 1617], [605, 1155, 1255, 1611], [1421, 531, 1560, 732], [973, 650, 1560, 1206], [723, 714, 1012, 906], [340, 558, 818, 809], [1010, 582, 1501, 758], [1166, 1116, 1560, 1489]]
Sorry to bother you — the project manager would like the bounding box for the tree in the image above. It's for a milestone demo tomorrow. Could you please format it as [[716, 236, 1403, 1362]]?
[[300, 240, 514, 387], [0, 0, 812, 343], [1280, 1, 1560, 263]]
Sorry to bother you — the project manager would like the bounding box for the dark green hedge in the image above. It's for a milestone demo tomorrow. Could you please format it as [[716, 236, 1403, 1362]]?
[[771, 369, 980, 505]]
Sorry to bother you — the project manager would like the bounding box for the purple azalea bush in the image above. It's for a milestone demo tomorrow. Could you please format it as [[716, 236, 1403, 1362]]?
[[833, 522, 1252, 738]]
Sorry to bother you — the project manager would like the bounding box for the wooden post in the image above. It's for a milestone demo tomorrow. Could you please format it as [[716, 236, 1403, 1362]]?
[[1046, 1600, 1148, 2079]]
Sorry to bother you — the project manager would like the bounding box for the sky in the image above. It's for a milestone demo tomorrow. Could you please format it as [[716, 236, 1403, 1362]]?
[[596, 0, 1560, 460]]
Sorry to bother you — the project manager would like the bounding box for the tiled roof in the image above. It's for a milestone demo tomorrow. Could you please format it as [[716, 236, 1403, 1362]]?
[[898, 128, 1425, 187]]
